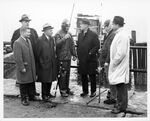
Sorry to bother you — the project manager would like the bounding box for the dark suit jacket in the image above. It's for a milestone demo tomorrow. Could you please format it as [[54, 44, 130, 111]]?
[[77, 29, 100, 74], [35, 34, 57, 83], [99, 29, 116, 66]]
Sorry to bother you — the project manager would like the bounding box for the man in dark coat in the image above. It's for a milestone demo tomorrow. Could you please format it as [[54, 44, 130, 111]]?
[[55, 19, 77, 97], [13, 27, 37, 106], [35, 23, 57, 104], [77, 18, 100, 98], [11, 14, 39, 96], [99, 20, 117, 104]]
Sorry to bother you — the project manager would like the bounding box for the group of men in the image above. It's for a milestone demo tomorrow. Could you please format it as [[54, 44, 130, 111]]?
[[12, 14, 130, 114]]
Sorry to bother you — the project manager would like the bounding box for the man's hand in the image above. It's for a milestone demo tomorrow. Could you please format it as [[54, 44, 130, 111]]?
[[104, 63, 109, 74], [72, 56, 77, 61], [104, 63, 108, 67], [21, 68, 26, 73], [64, 33, 71, 39]]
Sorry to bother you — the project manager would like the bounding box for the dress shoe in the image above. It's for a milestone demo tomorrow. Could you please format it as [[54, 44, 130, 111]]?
[[111, 108, 125, 114], [61, 93, 69, 97], [29, 96, 40, 101], [35, 92, 40, 96], [80, 93, 88, 97], [103, 99, 116, 104], [21, 99, 29, 106], [42, 96, 51, 102], [67, 90, 74, 95], [106, 90, 111, 99], [48, 93, 55, 98], [90, 92, 96, 98]]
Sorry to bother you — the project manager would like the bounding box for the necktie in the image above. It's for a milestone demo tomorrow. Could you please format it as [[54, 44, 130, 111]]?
[[26, 38, 29, 44]]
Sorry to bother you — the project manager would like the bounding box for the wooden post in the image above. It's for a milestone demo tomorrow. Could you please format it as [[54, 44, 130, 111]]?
[[131, 30, 137, 85]]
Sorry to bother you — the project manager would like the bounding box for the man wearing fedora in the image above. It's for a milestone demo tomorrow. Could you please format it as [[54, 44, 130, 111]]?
[[77, 18, 100, 98], [11, 14, 39, 96], [35, 23, 57, 105], [108, 16, 130, 114], [55, 19, 77, 97]]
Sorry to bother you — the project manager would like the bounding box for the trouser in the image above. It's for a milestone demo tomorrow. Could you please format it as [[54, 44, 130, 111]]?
[[17, 81, 37, 94], [19, 82, 35, 101], [41, 82, 52, 98], [81, 74, 96, 94], [109, 85, 117, 99], [105, 64, 117, 100], [116, 83, 128, 111], [58, 60, 71, 94]]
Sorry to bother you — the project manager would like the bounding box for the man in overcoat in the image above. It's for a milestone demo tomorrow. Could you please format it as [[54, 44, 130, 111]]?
[[77, 18, 100, 98], [13, 27, 37, 106], [109, 16, 130, 114], [99, 20, 117, 104], [55, 19, 77, 97], [35, 23, 57, 103], [11, 14, 39, 96]]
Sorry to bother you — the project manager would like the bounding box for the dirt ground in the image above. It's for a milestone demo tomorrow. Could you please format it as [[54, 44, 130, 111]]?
[[4, 96, 115, 118]]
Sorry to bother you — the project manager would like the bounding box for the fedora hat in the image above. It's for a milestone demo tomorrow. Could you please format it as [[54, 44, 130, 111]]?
[[42, 23, 54, 31], [19, 14, 31, 22], [113, 16, 125, 27]]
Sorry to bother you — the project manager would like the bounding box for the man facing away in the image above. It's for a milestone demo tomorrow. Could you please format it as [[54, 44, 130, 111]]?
[[77, 18, 100, 98], [13, 27, 37, 106], [99, 19, 117, 104], [11, 14, 39, 96], [55, 19, 77, 97], [109, 16, 130, 114]]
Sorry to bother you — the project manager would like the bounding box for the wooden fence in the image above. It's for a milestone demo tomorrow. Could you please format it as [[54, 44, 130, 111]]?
[[130, 43, 147, 88]]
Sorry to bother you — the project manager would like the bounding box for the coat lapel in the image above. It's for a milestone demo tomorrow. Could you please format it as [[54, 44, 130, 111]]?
[[20, 37, 29, 48]]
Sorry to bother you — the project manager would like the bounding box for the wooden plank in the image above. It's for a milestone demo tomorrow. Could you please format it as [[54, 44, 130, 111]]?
[[130, 46, 147, 49], [130, 69, 147, 73]]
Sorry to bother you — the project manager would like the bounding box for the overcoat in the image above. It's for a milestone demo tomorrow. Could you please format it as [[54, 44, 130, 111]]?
[[77, 29, 100, 74], [35, 34, 57, 83], [108, 28, 130, 85], [99, 29, 116, 66], [13, 37, 36, 84]]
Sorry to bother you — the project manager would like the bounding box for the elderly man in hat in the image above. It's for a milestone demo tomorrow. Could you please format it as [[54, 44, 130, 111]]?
[[99, 19, 117, 104], [77, 18, 100, 98], [11, 14, 39, 96], [109, 16, 130, 113], [55, 19, 77, 97], [35, 23, 57, 104]]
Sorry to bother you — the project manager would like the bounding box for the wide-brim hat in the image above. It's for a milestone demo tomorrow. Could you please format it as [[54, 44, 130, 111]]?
[[81, 18, 90, 25], [19, 14, 31, 22], [113, 16, 125, 26], [42, 23, 54, 31]]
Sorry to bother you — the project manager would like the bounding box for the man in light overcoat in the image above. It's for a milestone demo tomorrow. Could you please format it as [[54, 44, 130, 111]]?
[[109, 16, 130, 114]]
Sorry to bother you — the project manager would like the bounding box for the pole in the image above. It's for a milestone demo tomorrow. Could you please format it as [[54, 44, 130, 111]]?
[[69, 3, 75, 27]]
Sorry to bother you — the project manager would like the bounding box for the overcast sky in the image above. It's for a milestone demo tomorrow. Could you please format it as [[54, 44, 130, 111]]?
[[0, 0, 149, 42]]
